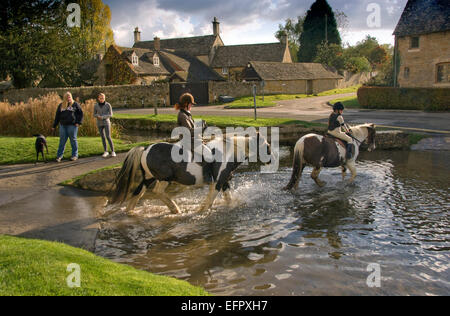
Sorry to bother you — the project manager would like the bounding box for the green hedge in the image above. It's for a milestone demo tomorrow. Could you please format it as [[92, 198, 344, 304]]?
[[357, 86, 450, 111]]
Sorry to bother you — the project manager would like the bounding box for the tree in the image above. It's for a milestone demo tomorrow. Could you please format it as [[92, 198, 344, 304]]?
[[345, 35, 389, 70], [298, 0, 341, 62], [314, 42, 345, 72], [275, 15, 305, 62], [0, 0, 114, 88], [344, 57, 371, 73]]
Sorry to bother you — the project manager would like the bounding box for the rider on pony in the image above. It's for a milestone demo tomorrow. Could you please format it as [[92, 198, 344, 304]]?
[[327, 102, 354, 159]]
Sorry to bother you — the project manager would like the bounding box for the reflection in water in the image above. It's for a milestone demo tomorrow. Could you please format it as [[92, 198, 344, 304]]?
[[95, 150, 450, 295]]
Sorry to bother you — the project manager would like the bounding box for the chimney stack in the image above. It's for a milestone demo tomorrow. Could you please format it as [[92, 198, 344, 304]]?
[[212, 17, 220, 36], [280, 31, 288, 46], [134, 27, 141, 43], [154, 37, 160, 51]]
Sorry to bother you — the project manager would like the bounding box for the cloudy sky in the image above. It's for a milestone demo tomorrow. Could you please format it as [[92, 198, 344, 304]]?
[[104, 0, 408, 47]]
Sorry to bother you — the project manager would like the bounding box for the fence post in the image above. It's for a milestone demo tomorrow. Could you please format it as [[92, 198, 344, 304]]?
[[253, 84, 257, 120]]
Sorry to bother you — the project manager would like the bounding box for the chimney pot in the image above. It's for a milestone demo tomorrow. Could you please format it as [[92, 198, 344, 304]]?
[[280, 32, 288, 46], [154, 37, 161, 51], [134, 27, 141, 43], [212, 17, 220, 36]]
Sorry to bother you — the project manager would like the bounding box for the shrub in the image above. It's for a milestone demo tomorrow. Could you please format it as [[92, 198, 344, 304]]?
[[344, 57, 371, 73], [357, 86, 450, 111], [0, 93, 120, 137]]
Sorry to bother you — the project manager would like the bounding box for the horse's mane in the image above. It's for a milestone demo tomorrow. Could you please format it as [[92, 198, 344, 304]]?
[[351, 123, 375, 132]]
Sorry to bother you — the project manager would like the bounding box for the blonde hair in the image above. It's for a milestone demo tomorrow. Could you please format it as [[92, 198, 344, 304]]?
[[98, 93, 106, 100], [62, 92, 74, 109]]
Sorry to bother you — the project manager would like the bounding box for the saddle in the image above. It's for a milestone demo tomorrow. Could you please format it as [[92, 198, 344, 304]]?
[[325, 134, 354, 159]]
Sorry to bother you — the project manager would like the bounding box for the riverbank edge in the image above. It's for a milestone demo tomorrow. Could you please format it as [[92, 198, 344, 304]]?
[[0, 235, 209, 296]]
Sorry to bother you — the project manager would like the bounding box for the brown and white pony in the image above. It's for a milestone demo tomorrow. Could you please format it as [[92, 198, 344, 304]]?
[[284, 123, 376, 191]]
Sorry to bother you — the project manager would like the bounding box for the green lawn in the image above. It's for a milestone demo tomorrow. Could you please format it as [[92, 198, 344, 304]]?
[[114, 113, 325, 129], [0, 137, 149, 165], [0, 235, 208, 296], [329, 96, 361, 109], [222, 85, 360, 109]]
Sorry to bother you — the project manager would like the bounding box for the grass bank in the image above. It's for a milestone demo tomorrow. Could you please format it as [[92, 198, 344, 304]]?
[[222, 85, 360, 109], [329, 96, 361, 109], [0, 235, 208, 296], [0, 137, 149, 165], [60, 163, 122, 187], [114, 113, 325, 129]]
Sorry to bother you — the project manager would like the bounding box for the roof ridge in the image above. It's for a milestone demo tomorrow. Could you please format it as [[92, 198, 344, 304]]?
[[219, 42, 281, 48], [138, 34, 216, 42]]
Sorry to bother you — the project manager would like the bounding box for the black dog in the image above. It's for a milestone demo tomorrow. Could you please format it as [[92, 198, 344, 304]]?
[[33, 134, 49, 163]]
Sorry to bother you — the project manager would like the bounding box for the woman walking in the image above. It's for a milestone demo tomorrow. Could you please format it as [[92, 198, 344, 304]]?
[[94, 93, 116, 158], [52, 92, 83, 162]]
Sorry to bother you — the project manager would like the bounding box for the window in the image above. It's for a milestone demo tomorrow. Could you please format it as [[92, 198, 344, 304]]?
[[132, 55, 139, 66], [404, 67, 410, 79], [436, 63, 450, 83], [222, 67, 228, 75], [153, 56, 159, 67], [410, 36, 420, 49]]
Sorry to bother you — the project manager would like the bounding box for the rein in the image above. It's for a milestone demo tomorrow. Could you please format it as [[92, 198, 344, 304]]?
[[347, 132, 363, 145]]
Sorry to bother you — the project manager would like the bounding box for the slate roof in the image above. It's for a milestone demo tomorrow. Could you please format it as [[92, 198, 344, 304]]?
[[393, 0, 450, 36], [115, 46, 223, 81], [244, 61, 343, 81], [211, 43, 289, 68], [118, 47, 170, 76], [159, 50, 224, 81], [133, 35, 219, 56]]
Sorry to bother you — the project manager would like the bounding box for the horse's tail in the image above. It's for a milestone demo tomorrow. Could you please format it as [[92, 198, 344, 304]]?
[[284, 140, 304, 191], [110, 146, 145, 204]]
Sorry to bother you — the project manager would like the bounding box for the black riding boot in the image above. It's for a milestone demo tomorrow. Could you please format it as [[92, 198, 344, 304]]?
[[202, 161, 214, 184], [346, 143, 353, 159]]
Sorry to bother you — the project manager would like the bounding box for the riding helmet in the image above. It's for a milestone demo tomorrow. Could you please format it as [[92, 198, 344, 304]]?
[[333, 102, 344, 111]]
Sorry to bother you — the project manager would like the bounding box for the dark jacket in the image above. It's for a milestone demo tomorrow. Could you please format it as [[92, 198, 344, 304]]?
[[328, 112, 343, 131], [177, 109, 195, 131], [53, 102, 83, 128]]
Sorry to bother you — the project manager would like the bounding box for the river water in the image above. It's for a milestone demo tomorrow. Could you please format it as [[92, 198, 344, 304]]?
[[95, 150, 449, 295]]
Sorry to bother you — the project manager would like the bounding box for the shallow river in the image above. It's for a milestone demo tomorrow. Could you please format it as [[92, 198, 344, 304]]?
[[95, 150, 449, 295]]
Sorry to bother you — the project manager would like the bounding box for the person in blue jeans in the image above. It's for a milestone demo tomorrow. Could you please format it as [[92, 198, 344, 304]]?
[[52, 92, 83, 162]]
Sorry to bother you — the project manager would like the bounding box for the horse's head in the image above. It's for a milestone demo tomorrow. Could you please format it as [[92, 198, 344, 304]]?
[[364, 123, 376, 152]]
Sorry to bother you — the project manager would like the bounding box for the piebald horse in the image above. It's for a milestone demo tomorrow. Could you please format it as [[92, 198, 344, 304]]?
[[284, 123, 376, 191], [110, 134, 273, 214]]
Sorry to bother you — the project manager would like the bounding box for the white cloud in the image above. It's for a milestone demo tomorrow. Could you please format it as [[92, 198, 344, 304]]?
[[342, 29, 395, 46], [111, 0, 197, 46], [108, 0, 406, 47]]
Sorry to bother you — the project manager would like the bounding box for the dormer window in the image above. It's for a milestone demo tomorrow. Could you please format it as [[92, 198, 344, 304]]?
[[132, 53, 139, 66], [153, 56, 160, 67]]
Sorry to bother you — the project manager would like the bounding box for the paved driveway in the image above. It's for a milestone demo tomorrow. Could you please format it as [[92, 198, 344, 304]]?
[[116, 93, 450, 133]]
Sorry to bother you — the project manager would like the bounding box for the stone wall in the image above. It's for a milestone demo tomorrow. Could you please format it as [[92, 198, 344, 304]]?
[[1, 83, 170, 108], [208, 78, 341, 101], [208, 81, 258, 102], [337, 71, 372, 88], [264, 80, 307, 94], [397, 31, 450, 88]]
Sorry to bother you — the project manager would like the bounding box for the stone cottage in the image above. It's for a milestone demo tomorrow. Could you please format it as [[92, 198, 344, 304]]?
[[393, 0, 450, 88], [95, 17, 292, 85], [242, 61, 343, 94], [210, 33, 292, 81]]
